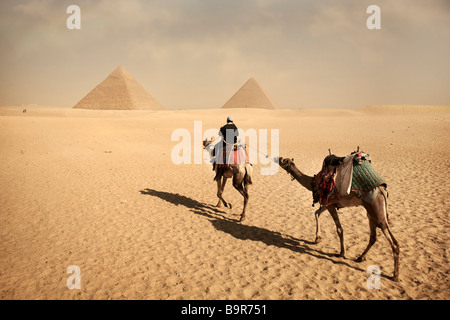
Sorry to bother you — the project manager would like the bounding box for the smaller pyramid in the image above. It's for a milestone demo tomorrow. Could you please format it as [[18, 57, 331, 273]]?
[[221, 77, 278, 109], [73, 66, 164, 110]]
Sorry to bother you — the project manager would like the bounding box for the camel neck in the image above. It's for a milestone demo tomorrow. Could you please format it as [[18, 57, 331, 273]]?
[[287, 163, 314, 192]]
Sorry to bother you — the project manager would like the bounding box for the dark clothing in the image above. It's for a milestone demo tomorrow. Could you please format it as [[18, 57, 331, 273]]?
[[219, 123, 239, 145], [214, 122, 239, 172]]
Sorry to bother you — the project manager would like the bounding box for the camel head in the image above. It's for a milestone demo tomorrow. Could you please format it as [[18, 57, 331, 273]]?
[[277, 157, 295, 171], [202, 136, 215, 149]]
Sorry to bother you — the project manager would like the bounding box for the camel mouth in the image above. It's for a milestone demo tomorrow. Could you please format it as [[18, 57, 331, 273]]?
[[203, 136, 216, 149], [202, 139, 211, 148], [277, 157, 295, 169], [277, 157, 290, 164]]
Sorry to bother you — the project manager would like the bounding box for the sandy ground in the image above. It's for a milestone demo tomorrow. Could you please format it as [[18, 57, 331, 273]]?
[[0, 105, 448, 300]]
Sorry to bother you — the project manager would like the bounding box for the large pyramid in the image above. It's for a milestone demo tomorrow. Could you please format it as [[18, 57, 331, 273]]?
[[221, 77, 278, 109], [73, 66, 164, 110]]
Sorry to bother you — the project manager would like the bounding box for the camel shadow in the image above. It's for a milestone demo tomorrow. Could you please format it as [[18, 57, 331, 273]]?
[[139, 188, 366, 274], [207, 218, 366, 272], [139, 188, 230, 220]]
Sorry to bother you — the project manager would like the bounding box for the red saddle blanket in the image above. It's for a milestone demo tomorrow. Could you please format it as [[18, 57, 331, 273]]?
[[216, 145, 249, 168], [313, 159, 340, 206], [315, 168, 339, 206]]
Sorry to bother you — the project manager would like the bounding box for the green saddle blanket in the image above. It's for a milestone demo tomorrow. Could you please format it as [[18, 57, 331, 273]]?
[[351, 160, 386, 198]]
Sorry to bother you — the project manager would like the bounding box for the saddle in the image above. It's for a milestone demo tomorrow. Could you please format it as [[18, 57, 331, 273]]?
[[323, 155, 345, 168], [313, 150, 385, 207], [213, 144, 250, 180], [216, 144, 249, 168]]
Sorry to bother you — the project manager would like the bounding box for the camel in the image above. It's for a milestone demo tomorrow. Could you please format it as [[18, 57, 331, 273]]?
[[277, 156, 400, 281], [203, 137, 253, 222]]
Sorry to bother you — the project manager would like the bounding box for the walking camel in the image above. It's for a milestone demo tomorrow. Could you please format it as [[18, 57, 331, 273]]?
[[203, 137, 253, 222], [277, 156, 400, 281]]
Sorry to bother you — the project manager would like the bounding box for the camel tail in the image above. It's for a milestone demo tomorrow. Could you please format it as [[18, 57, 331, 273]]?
[[379, 186, 392, 225], [382, 189, 399, 247]]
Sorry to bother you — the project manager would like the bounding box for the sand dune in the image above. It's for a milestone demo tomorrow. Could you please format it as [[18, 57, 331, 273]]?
[[0, 105, 449, 299]]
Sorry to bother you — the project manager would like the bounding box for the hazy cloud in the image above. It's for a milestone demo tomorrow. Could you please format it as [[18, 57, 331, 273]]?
[[0, 0, 449, 107]]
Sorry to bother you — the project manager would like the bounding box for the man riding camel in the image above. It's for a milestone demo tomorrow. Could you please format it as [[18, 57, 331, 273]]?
[[202, 117, 253, 222], [219, 116, 239, 151], [211, 116, 241, 180]]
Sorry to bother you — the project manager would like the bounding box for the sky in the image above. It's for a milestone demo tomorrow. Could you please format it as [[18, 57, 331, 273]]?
[[0, 0, 449, 109]]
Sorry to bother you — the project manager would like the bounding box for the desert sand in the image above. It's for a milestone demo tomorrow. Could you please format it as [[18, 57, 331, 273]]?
[[0, 105, 448, 300]]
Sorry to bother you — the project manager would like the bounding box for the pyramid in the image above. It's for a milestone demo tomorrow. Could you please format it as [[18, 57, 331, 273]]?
[[73, 66, 164, 110], [221, 77, 278, 109]]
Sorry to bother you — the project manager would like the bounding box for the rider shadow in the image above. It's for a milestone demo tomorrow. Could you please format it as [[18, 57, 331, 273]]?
[[140, 188, 365, 273], [139, 188, 230, 221]]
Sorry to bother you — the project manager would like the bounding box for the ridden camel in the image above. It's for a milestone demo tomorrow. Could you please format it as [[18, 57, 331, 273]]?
[[277, 156, 400, 281], [203, 137, 253, 222]]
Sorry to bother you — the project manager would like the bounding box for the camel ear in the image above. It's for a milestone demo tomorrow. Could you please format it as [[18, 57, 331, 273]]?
[[292, 158, 294, 162]]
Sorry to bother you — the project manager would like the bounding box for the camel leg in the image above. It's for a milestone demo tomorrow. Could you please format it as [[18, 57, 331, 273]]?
[[327, 206, 345, 257], [215, 177, 222, 207], [381, 188, 400, 281], [242, 164, 252, 221], [240, 178, 251, 222], [216, 177, 230, 208], [365, 187, 399, 281], [233, 177, 248, 222], [381, 226, 400, 281], [314, 206, 326, 243], [356, 220, 377, 262]]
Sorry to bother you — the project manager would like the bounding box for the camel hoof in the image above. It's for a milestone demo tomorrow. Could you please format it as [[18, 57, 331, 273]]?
[[335, 253, 345, 258], [239, 216, 245, 223], [314, 237, 322, 244], [391, 275, 399, 282], [355, 256, 366, 263]]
